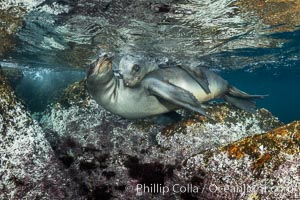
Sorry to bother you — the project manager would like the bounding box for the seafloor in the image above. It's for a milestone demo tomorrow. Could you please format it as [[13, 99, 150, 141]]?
[[1, 68, 300, 199]]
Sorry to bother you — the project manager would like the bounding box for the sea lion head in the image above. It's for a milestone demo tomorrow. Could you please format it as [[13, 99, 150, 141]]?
[[119, 54, 157, 87], [87, 53, 113, 77], [86, 53, 113, 92]]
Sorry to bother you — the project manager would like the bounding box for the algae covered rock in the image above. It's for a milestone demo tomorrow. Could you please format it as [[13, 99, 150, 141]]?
[[56, 79, 90, 108], [0, 5, 26, 56], [0, 74, 81, 199], [0, 66, 24, 88], [157, 103, 283, 157], [181, 121, 300, 199], [39, 80, 288, 199], [0, 75, 295, 199]]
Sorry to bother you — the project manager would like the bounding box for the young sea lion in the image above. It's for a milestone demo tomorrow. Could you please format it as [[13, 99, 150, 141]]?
[[117, 54, 265, 114], [86, 53, 211, 119], [118, 55, 211, 94]]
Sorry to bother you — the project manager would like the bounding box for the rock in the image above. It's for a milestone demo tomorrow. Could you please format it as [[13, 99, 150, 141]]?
[[56, 80, 90, 108], [157, 102, 283, 159], [39, 81, 286, 199], [0, 74, 82, 199], [0, 71, 295, 199], [0, 73, 291, 199], [181, 121, 300, 199], [0, 6, 26, 56], [0, 66, 24, 88]]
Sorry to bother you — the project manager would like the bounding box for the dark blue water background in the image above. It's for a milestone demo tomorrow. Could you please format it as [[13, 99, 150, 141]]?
[[221, 64, 300, 123], [14, 65, 86, 112], [220, 30, 300, 123]]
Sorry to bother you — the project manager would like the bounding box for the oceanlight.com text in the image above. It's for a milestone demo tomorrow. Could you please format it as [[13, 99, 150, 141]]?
[[125, 183, 300, 197]]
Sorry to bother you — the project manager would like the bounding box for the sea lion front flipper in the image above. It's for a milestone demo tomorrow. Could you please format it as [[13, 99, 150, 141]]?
[[178, 65, 211, 94], [145, 79, 211, 118]]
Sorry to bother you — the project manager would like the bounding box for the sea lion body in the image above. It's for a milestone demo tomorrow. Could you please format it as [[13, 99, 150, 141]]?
[[118, 54, 264, 115], [144, 67, 228, 103], [90, 79, 178, 119], [86, 54, 264, 119], [86, 55, 178, 119]]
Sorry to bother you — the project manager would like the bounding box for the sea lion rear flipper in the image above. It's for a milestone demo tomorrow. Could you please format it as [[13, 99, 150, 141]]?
[[224, 86, 267, 113], [145, 79, 211, 118], [224, 95, 257, 113], [228, 86, 267, 99], [178, 65, 211, 94]]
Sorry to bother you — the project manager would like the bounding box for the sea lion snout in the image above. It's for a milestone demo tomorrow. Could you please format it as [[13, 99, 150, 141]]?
[[87, 53, 113, 76], [98, 52, 113, 60], [123, 77, 140, 87]]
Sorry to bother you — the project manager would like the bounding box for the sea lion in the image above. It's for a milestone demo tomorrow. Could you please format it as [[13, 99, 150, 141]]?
[[117, 54, 211, 94], [117, 54, 265, 114], [86, 53, 210, 119]]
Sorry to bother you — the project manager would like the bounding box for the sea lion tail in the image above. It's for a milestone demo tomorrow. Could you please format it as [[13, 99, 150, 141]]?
[[228, 86, 266, 99], [224, 86, 267, 113]]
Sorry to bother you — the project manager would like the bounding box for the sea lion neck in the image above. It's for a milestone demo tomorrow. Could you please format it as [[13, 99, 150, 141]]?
[[86, 56, 118, 101], [97, 69, 115, 84]]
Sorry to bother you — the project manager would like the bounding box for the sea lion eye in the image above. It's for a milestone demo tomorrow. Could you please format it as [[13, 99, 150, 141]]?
[[132, 64, 140, 72]]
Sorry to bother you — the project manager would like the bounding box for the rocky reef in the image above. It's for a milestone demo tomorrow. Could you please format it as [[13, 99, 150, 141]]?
[[0, 73, 82, 199], [182, 121, 300, 199], [0, 66, 24, 88], [0, 76, 299, 199], [34, 81, 297, 199], [0, 6, 25, 56]]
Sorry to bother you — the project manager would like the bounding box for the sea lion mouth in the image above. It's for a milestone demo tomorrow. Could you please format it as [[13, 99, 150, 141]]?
[[112, 69, 123, 79], [88, 54, 113, 76]]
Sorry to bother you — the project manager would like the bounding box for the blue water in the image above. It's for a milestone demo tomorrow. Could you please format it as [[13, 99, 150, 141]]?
[[222, 64, 300, 123], [15, 67, 86, 112], [218, 30, 300, 123]]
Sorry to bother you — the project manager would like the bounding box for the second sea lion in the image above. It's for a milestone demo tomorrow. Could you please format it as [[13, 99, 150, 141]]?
[[117, 54, 265, 114]]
